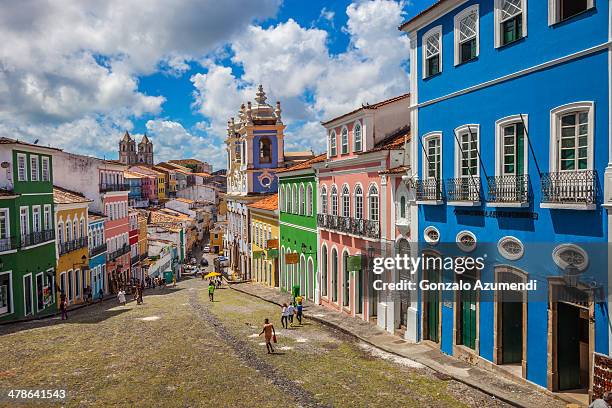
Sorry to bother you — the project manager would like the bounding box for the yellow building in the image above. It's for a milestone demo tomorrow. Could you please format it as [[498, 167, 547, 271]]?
[[209, 223, 224, 254], [151, 169, 166, 200], [248, 194, 279, 288], [53, 187, 92, 306]]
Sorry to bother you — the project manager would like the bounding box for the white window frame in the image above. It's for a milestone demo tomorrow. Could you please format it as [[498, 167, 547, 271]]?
[[354, 184, 364, 219], [299, 184, 305, 215], [32, 205, 41, 233], [320, 185, 328, 215], [292, 185, 298, 214], [306, 184, 313, 216], [0, 270, 13, 316], [494, 0, 528, 48], [422, 26, 443, 79], [17, 153, 27, 182], [30, 155, 39, 182], [495, 115, 529, 177], [340, 126, 349, 155], [329, 131, 337, 157], [549, 101, 595, 173], [43, 204, 51, 230], [368, 183, 379, 222], [453, 124, 481, 178], [341, 184, 350, 218], [23, 273, 33, 316], [279, 186, 285, 212], [353, 121, 363, 152], [331, 185, 338, 216], [0, 208, 10, 249], [19, 206, 29, 239], [41, 156, 50, 182], [548, 0, 595, 25], [454, 4, 480, 66], [422, 132, 443, 181]]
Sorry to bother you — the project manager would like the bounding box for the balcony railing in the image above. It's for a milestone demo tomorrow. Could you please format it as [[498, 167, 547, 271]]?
[[89, 242, 107, 258], [446, 177, 481, 202], [487, 175, 529, 204], [317, 214, 380, 239], [21, 229, 55, 247], [131, 254, 140, 265], [99, 183, 130, 193], [414, 178, 443, 201], [0, 236, 19, 252], [541, 170, 597, 205], [58, 237, 88, 256], [107, 244, 130, 262]]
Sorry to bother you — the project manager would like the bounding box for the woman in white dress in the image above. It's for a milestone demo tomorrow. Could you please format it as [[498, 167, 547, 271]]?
[[117, 289, 126, 306]]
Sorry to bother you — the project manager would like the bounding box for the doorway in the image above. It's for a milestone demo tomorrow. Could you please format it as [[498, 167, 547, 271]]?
[[423, 255, 440, 343]]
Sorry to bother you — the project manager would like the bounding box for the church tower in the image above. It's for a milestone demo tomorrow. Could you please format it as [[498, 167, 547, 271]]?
[[137, 134, 154, 165], [119, 131, 137, 165]]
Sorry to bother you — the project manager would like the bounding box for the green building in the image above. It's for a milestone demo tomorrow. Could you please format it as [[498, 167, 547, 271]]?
[[277, 154, 324, 302], [0, 138, 59, 323]]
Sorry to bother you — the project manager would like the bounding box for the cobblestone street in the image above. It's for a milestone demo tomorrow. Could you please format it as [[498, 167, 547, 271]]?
[[1, 277, 512, 407]]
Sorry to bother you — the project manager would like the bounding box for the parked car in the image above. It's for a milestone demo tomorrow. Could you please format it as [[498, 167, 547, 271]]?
[[203, 246, 210, 253]]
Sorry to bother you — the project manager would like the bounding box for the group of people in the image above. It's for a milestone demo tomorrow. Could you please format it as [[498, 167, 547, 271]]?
[[280, 296, 304, 329]]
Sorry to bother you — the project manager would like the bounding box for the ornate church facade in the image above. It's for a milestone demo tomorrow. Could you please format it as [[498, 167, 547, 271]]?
[[119, 131, 154, 165]]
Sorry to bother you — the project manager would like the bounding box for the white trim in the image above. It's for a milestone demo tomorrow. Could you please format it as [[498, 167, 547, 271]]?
[[0, 270, 13, 316], [22, 273, 33, 316], [41, 156, 50, 182], [456, 230, 477, 252], [422, 25, 443, 79], [29, 154, 39, 182], [550, 101, 595, 172], [35, 271, 44, 312], [453, 124, 480, 178], [16, 153, 27, 182], [424, 226, 440, 245], [494, 0, 527, 48], [340, 126, 349, 155], [552, 243, 589, 271], [353, 120, 363, 152], [497, 236, 525, 260], [548, 0, 595, 26], [353, 183, 364, 219], [329, 130, 337, 157], [422, 131, 443, 181], [454, 4, 480, 66], [495, 114, 529, 177]]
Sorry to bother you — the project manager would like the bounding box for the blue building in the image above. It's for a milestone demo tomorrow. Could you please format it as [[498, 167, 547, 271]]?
[[401, 0, 610, 398], [87, 212, 107, 299]]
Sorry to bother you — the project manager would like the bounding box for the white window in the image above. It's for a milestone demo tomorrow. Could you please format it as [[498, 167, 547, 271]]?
[[454, 125, 480, 178], [41, 156, 50, 182], [306, 184, 313, 216], [43, 205, 51, 230], [19, 206, 29, 240], [32, 206, 41, 233], [341, 127, 349, 154], [423, 132, 442, 181], [329, 131, 337, 157], [286, 186, 291, 213], [30, 155, 39, 182], [17, 154, 27, 182], [368, 184, 379, 221], [354, 185, 363, 219], [341, 185, 350, 217], [292, 185, 298, 214], [57, 222, 64, 244], [320, 186, 328, 214], [495, 0, 527, 48], [0, 209, 10, 251], [454, 5, 479, 65], [354, 122, 363, 152], [299, 184, 305, 215], [331, 186, 338, 216], [279, 186, 285, 212], [548, 0, 595, 25], [422, 26, 442, 78], [0, 271, 12, 315], [495, 115, 528, 176], [550, 102, 594, 172]]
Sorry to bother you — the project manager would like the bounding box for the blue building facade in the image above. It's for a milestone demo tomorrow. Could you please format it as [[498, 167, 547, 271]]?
[[87, 214, 107, 299], [402, 0, 610, 396]]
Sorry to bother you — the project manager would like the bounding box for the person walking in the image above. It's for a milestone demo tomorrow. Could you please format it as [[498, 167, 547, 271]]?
[[208, 281, 215, 302], [259, 318, 276, 354], [172, 275, 177, 288], [590, 392, 612, 408], [296, 297, 303, 325], [98, 288, 104, 303], [286, 302, 294, 326], [118, 289, 126, 306], [59, 292, 68, 320], [280, 303, 289, 329]]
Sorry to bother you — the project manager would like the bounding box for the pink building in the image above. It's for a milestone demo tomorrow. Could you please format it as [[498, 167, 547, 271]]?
[[129, 166, 158, 203], [314, 93, 414, 337]]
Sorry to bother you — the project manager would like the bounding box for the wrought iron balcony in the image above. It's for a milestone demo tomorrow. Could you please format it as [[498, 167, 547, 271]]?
[[58, 237, 88, 256], [414, 178, 443, 202], [487, 175, 529, 204], [446, 177, 481, 203], [131, 254, 140, 265], [89, 242, 107, 257], [99, 183, 130, 193], [317, 213, 380, 239], [0, 236, 19, 252], [21, 229, 55, 248], [107, 244, 130, 262], [541, 170, 597, 206]]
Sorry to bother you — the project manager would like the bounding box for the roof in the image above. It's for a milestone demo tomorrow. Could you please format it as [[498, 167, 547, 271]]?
[[399, 1, 444, 32], [124, 171, 145, 178], [88, 212, 106, 222], [365, 127, 411, 153], [248, 193, 278, 211], [193, 172, 211, 177], [0, 188, 18, 198], [0, 137, 63, 152], [379, 165, 411, 175], [53, 186, 92, 204], [173, 197, 194, 204], [169, 159, 205, 166], [321, 93, 410, 126], [277, 153, 326, 174]]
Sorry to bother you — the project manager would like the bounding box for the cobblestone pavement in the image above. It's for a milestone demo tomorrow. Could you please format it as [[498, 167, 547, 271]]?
[[229, 282, 571, 408], [0, 277, 519, 407]]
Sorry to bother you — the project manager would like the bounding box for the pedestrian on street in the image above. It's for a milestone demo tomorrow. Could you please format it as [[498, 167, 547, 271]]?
[[172, 275, 176, 288], [59, 292, 68, 320], [98, 288, 104, 303], [286, 302, 294, 326], [296, 297, 303, 325], [118, 289, 126, 306], [208, 281, 215, 302], [590, 392, 612, 408], [280, 303, 289, 329], [259, 318, 276, 354]]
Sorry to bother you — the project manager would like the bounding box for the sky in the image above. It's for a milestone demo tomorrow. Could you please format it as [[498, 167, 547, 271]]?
[[0, 0, 437, 170]]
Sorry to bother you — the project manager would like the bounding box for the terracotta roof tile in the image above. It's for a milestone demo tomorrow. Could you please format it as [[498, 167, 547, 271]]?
[[379, 165, 411, 175], [53, 186, 92, 204], [321, 93, 410, 126], [277, 153, 326, 173], [169, 159, 205, 166], [248, 193, 278, 211], [365, 128, 411, 153]]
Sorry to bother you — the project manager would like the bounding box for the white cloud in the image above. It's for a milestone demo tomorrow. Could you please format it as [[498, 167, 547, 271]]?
[[318, 8, 336, 27]]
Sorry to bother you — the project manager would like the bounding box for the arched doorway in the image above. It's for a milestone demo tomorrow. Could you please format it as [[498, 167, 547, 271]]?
[[300, 255, 306, 296], [307, 258, 314, 301], [332, 248, 338, 303], [321, 245, 328, 298], [342, 251, 350, 308]]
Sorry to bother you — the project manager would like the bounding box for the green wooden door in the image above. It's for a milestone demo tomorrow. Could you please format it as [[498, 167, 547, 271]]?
[[558, 302, 581, 391], [357, 269, 363, 315], [460, 280, 476, 350], [502, 301, 523, 364], [426, 269, 439, 343]]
